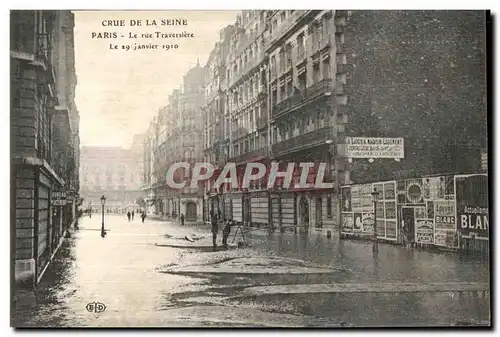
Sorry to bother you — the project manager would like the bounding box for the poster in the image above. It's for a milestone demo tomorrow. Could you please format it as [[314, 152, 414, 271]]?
[[384, 201, 396, 219], [386, 220, 397, 240], [351, 185, 362, 212], [455, 174, 489, 238], [415, 206, 426, 220], [353, 212, 363, 233], [361, 184, 373, 212], [406, 178, 424, 204], [362, 212, 375, 233], [383, 181, 396, 200], [434, 230, 456, 247], [415, 219, 434, 244], [341, 186, 352, 212], [342, 213, 354, 233], [434, 200, 455, 230]]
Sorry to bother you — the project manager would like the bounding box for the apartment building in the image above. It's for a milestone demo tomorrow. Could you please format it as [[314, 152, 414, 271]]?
[[11, 10, 81, 288], [79, 141, 144, 209], [146, 63, 206, 222], [202, 25, 234, 221]]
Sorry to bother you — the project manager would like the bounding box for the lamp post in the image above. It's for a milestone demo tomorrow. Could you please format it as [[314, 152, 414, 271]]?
[[100, 195, 106, 238], [372, 188, 380, 253], [89, 201, 92, 218]]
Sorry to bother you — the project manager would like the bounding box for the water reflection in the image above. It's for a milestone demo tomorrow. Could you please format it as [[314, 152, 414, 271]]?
[[13, 215, 490, 327]]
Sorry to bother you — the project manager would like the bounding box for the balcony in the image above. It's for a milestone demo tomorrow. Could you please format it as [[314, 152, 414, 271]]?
[[273, 95, 303, 117], [271, 126, 332, 157], [272, 78, 334, 118], [230, 147, 267, 165], [307, 78, 334, 100]]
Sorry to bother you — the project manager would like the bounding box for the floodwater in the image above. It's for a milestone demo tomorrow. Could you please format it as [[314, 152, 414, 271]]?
[[13, 215, 490, 327]]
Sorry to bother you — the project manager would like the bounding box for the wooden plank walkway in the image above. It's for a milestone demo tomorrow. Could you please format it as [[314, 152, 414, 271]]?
[[236, 282, 490, 297]]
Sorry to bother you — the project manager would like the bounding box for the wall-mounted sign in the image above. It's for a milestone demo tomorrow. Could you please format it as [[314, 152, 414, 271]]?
[[345, 137, 404, 159]]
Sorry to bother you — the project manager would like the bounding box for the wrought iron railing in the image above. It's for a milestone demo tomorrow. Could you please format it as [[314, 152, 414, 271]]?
[[272, 78, 334, 117], [271, 126, 331, 156]]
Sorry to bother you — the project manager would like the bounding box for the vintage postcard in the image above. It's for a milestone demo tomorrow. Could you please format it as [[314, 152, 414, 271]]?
[[10, 9, 490, 328]]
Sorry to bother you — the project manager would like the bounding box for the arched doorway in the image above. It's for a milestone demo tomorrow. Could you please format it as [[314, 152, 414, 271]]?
[[185, 201, 197, 221], [299, 196, 309, 229]]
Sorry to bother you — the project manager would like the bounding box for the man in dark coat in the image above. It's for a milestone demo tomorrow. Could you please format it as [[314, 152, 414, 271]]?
[[222, 219, 232, 248], [211, 214, 218, 249]]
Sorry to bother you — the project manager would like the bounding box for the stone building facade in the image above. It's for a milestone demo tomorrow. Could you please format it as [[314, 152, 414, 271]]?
[[198, 10, 486, 237], [11, 10, 80, 288], [79, 139, 144, 210], [145, 62, 206, 222]]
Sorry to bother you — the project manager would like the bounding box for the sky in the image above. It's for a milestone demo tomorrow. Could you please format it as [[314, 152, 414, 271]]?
[[74, 10, 238, 149]]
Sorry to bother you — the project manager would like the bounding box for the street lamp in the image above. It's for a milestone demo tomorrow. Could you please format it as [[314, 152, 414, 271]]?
[[371, 188, 380, 253], [89, 201, 92, 218], [100, 195, 106, 238]]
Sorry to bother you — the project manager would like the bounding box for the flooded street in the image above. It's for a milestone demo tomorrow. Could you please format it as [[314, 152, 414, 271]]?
[[13, 215, 490, 327]]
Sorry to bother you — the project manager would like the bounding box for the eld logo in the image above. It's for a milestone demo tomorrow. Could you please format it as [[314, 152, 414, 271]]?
[[86, 302, 106, 313]]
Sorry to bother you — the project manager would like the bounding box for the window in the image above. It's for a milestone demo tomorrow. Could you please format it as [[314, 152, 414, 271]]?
[[298, 71, 307, 92], [327, 197, 332, 218], [297, 33, 305, 59], [313, 63, 320, 83], [280, 12, 286, 22], [271, 55, 277, 77], [286, 80, 292, 98], [323, 59, 331, 80]]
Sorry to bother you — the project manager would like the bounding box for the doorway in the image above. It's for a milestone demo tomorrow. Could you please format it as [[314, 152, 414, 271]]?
[[185, 201, 197, 221], [299, 196, 309, 229], [315, 197, 323, 228], [401, 207, 416, 243]]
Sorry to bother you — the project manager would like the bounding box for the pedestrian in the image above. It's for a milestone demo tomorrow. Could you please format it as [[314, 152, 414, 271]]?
[[141, 212, 146, 223], [180, 213, 185, 226], [222, 219, 232, 248], [127, 211, 131, 222], [132, 210, 135, 221], [211, 213, 218, 249]]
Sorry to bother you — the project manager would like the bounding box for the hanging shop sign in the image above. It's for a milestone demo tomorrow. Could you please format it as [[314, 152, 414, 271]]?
[[52, 191, 67, 206], [345, 137, 404, 159], [455, 174, 489, 239]]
